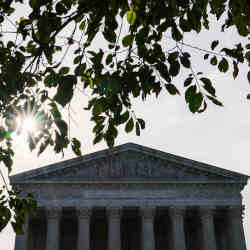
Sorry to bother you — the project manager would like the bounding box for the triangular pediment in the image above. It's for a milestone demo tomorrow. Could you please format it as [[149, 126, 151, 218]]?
[[10, 143, 248, 184]]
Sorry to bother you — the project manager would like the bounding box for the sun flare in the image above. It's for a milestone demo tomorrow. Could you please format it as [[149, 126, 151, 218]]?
[[22, 117, 37, 134], [16, 117, 38, 137]]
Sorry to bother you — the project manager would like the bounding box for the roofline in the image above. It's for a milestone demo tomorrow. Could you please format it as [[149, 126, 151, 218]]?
[[10, 142, 249, 183], [11, 180, 247, 185]]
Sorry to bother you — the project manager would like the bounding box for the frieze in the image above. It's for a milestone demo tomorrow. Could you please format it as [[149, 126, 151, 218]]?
[[18, 183, 241, 202]]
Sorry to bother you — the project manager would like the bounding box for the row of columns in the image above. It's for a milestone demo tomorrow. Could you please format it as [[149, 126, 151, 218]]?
[[15, 205, 246, 250]]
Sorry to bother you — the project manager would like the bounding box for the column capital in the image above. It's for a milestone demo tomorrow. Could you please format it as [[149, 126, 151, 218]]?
[[46, 206, 61, 219], [199, 206, 216, 218], [77, 206, 92, 219], [169, 206, 186, 217], [107, 206, 122, 219], [140, 206, 155, 219]]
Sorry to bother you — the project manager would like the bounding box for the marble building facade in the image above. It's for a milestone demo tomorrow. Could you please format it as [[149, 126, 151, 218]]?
[[10, 143, 248, 250]]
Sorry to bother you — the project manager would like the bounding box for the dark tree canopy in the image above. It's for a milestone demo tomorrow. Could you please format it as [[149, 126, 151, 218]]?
[[0, 0, 249, 233]]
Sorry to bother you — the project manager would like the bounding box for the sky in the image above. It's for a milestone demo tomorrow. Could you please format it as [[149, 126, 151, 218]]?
[[0, 2, 250, 250]]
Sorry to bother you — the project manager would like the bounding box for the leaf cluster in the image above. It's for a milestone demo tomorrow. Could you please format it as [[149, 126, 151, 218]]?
[[0, 0, 249, 233]]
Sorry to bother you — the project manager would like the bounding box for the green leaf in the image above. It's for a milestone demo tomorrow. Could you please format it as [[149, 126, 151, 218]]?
[[29, 0, 38, 8], [89, 78, 94, 88], [93, 133, 103, 144], [210, 56, 217, 65], [55, 2, 67, 15], [59, 67, 70, 75], [169, 61, 180, 76], [103, 30, 117, 43], [44, 73, 59, 87], [245, 51, 250, 61], [206, 95, 223, 106], [165, 84, 180, 95], [211, 40, 219, 50], [54, 87, 73, 107], [135, 122, 140, 136], [246, 94, 250, 100], [74, 63, 86, 76], [125, 118, 134, 133], [79, 20, 86, 30], [180, 56, 190, 68], [248, 71, 250, 83], [122, 34, 134, 47], [38, 138, 50, 156], [71, 138, 82, 156], [218, 58, 229, 72], [156, 62, 171, 82], [50, 102, 62, 119], [105, 54, 113, 65], [55, 119, 68, 136], [204, 54, 209, 60], [233, 61, 239, 79], [189, 92, 203, 113], [54, 75, 76, 106], [137, 118, 145, 129], [172, 25, 182, 41], [184, 77, 193, 87], [120, 111, 130, 124], [180, 18, 191, 32], [185, 85, 196, 103], [0, 206, 11, 231], [126, 8, 136, 25], [74, 56, 81, 64], [200, 77, 216, 96], [168, 51, 179, 61], [92, 102, 103, 116]]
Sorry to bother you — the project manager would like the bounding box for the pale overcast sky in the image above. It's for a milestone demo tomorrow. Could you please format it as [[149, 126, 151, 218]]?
[[0, 2, 250, 249]]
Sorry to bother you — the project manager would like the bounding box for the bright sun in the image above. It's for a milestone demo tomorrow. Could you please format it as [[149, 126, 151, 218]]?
[[18, 117, 38, 136]]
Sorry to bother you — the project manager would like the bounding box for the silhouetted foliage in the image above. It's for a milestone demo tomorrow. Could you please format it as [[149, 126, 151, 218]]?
[[0, 0, 249, 233]]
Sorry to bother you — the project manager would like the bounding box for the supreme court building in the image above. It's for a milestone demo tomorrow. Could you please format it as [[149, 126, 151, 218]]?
[[11, 143, 248, 250]]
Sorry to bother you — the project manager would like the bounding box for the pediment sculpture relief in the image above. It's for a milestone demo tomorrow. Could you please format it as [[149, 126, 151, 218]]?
[[32, 151, 223, 181]]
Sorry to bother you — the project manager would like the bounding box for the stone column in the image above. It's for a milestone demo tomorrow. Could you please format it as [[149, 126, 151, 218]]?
[[199, 206, 217, 250], [45, 207, 61, 250], [169, 206, 186, 250], [227, 206, 247, 250], [77, 207, 91, 250], [141, 206, 155, 250], [14, 214, 29, 250], [107, 207, 121, 250]]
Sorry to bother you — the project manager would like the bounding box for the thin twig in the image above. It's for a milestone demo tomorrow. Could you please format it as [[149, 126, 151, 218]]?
[[0, 168, 8, 189]]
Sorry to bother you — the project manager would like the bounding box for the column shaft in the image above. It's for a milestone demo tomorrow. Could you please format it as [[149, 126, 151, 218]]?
[[227, 206, 247, 250], [77, 207, 91, 250], [14, 214, 29, 250], [45, 207, 61, 250], [169, 206, 186, 250], [141, 206, 155, 250], [200, 207, 217, 250], [107, 207, 121, 250]]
